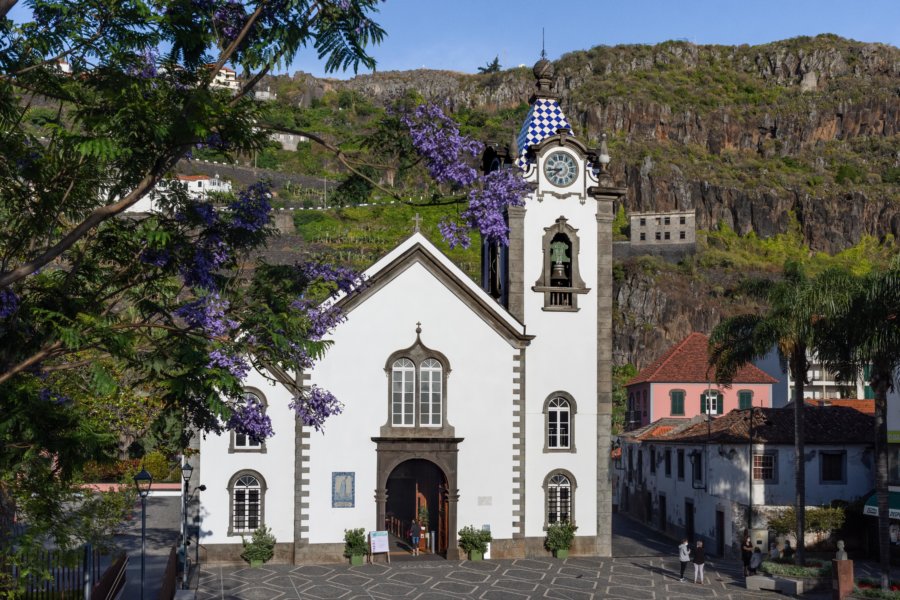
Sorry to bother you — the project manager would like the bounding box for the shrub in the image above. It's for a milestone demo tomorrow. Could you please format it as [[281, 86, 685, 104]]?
[[835, 163, 865, 184], [760, 559, 831, 578], [545, 521, 578, 552], [457, 526, 492, 555], [856, 578, 900, 598], [241, 526, 276, 564], [141, 451, 172, 482], [343, 528, 368, 558]]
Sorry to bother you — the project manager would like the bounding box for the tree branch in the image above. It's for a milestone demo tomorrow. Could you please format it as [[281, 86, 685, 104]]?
[[0, 0, 18, 20], [0, 341, 63, 386]]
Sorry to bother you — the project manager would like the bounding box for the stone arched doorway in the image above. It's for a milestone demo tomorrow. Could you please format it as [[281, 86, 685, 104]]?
[[373, 437, 461, 559], [385, 459, 448, 555]]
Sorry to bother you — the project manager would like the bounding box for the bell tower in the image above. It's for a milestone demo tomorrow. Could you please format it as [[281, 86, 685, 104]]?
[[482, 56, 625, 556]]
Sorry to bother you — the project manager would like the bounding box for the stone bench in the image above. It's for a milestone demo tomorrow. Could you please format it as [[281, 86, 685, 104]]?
[[745, 575, 778, 591]]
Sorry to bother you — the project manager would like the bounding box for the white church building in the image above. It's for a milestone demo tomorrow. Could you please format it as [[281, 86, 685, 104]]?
[[193, 58, 624, 563]]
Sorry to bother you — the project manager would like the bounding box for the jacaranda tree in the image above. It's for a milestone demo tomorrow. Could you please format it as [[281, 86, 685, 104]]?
[[0, 0, 533, 582]]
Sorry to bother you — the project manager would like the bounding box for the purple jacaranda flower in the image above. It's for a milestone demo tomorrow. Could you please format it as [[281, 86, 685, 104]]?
[[39, 388, 71, 405], [179, 235, 229, 289], [290, 386, 343, 432], [400, 103, 482, 188], [0, 289, 19, 318], [290, 299, 345, 341], [175, 292, 238, 337], [229, 182, 272, 232], [207, 349, 250, 379], [300, 262, 366, 296], [227, 395, 273, 443]]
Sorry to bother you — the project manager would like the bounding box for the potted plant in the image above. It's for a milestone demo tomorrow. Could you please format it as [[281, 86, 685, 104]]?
[[458, 525, 491, 561], [418, 506, 429, 550], [545, 521, 578, 559], [241, 526, 276, 567], [343, 528, 368, 566]]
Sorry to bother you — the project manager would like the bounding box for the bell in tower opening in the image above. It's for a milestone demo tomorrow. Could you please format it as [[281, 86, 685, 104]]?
[[549, 236, 571, 287]]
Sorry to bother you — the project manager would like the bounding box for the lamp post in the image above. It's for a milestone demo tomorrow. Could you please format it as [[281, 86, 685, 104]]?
[[133, 468, 153, 600], [181, 462, 193, 589]]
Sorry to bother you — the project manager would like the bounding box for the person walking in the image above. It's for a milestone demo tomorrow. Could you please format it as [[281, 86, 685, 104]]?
[[741, 535, 753, 576], [408, 518, 420, 556], [692, 540, 706, 584], [677, 538, 691, 581]]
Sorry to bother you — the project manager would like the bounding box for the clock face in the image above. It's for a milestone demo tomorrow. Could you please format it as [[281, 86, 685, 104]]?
[[543, 151, 578, 187]]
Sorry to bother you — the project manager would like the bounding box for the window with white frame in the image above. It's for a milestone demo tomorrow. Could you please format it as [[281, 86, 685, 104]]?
[[419, 358, 442, 426], [391, 358, 415, 426], [546, 472, 573, 525], [548, 397, 571, 449], [702, 390, 722, 415], [232, 391, 265, 452], [753, 453, 776, 481], [229, 473, 264, 535]]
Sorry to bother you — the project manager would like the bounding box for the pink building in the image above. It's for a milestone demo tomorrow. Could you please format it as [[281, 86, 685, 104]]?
[[625, 333, 777, 430]]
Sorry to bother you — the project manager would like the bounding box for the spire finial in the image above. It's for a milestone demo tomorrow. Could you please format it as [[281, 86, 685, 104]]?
[[541, 28, 546, 60], [412, 213, 422, 233], [415, 322, 422, 335]]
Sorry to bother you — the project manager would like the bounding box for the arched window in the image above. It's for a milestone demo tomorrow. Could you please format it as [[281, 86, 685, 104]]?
[[544, 470, 577, 526], [391, 358, 415, 426], [228, 471, 266, 536], [230, 391, 266, 453], [383, 328, 453, 437], [544, 392, 577, 452], [419, 358, 442, 426]]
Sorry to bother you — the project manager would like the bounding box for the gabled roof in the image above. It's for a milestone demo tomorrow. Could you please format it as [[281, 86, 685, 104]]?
[[626, 332, 778, 386], [655, 406, 874, 445], [333, 233, 531, 348], [620, 416, 705, 442]]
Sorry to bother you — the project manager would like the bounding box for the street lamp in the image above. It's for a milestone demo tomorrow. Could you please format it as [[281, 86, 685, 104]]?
[[133, 468, 153, 600], [181, 462, 193, 589]]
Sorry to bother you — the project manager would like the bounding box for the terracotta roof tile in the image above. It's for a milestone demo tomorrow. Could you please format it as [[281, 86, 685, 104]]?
[[807, 399, 875, 415], [626, 332, 778, 386], [653, 406, 873, 445]]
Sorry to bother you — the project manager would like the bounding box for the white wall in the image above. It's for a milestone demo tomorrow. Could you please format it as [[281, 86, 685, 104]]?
[[308, 261, 519, 544], [199, 368, 297, 545], [523, 152, 599, 538]]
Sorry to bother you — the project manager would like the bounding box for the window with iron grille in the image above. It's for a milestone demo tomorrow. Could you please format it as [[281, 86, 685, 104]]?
[[547, 473, 572, 524], [231, 474, 262, 534]]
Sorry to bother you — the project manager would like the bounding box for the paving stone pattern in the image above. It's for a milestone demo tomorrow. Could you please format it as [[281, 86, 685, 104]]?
[[197, 555, 825, 600]]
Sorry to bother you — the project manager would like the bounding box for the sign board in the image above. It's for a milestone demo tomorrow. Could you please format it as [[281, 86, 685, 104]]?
[[369, 531, 390, 563], [888, 431, 900, 444]]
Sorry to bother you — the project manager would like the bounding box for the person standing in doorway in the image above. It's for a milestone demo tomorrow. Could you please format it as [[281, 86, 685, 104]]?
[[678, 538, 691, 581], [409, 518, 420, 556], [693, 540, 706, 584], [741, 536, 753, 576]]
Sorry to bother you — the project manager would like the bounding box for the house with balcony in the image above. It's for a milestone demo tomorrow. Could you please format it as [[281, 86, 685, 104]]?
[[617, 406, 874, 558], [624, 333, 777, 430]]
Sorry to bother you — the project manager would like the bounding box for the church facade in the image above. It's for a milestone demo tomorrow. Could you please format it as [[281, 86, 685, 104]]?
[[194, 59, 624, 563]]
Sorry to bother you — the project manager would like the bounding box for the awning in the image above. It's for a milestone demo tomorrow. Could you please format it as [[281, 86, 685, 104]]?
[[863, 493, 900, 519]]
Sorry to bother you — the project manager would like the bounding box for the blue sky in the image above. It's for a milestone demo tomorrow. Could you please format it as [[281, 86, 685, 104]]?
[[9, 0, 900, 78], [295, 0, 900, 78]]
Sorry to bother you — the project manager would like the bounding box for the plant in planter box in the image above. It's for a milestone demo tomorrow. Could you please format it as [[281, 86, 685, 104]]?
[[241, 526, 276, 566], [458, 525, 492, 561], [545, 521, 578, 558], [418, 506, 429, 529], [343, 528, 368, 566]]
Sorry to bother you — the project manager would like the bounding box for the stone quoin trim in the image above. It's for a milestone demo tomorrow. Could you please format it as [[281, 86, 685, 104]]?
[[512, 348, 526, 537], [294, 371, 312, 554]]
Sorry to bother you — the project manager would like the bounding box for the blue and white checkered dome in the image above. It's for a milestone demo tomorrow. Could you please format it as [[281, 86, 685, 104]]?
[[515, 97, 572, 170]]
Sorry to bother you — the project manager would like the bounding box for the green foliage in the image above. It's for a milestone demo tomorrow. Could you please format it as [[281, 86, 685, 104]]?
[[612, 364, 638, 435], [457, 525, 492, 554], [142, 450, 173, 482], [882, 167, 900, 184], [835, 163, 866, 184], [760, 558, 831, 578], [241, 526, 277, 564], [612, 203, 629, 240], [544, 521, 578, 551], [767, 506, 845, 536], [856, 579, 900, 598], [418, 505, 429, 528], [343, 528, 368, 557]]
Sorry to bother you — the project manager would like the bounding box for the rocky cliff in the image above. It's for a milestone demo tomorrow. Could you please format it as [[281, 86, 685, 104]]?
[[272, 35, 900, 366]]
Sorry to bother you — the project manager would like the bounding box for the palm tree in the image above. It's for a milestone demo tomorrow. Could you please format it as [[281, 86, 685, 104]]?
[[813, 260, 900, 591], [708, 261, 815, 565]]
